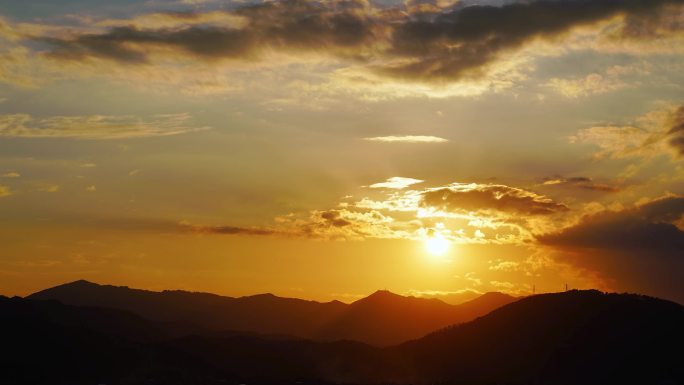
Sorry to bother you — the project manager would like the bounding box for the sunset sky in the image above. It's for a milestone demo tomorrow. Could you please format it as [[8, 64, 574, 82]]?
[[1, 0, 683, 304]]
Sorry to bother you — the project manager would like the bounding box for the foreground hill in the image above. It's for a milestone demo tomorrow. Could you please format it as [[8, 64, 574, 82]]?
[[28, 280, 516, 346], [3, 290, 683, 385], [393, 289, 684, 384]]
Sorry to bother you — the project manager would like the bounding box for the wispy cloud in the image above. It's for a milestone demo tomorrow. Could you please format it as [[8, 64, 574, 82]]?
[[571, 103, 684, 161], [363, 135, 448, 143], [0, 113, 209, 139], [541, 176, 620, 193], [1, 172, 20, 178], [37, 184, 60, 193]]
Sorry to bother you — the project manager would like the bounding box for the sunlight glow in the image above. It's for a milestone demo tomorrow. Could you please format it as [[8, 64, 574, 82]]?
[[425, 235, 450, 256]]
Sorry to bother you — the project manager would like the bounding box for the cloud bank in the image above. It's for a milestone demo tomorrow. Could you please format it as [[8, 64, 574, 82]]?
[[30, 0, 684, 83]]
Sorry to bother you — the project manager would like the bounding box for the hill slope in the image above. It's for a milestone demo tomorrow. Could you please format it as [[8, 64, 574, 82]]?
[[395, 290, 684, 384]]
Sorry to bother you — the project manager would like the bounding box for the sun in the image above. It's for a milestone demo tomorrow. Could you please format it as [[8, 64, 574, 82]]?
[[425, 235, 450, 256]]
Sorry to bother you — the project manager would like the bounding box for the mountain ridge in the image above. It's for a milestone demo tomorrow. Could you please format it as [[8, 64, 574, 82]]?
[[5, 289, 683, 385], [28, 280, 518, 346]]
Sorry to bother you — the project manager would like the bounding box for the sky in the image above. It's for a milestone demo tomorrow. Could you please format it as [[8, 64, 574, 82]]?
[[1, 0, 683, 304]]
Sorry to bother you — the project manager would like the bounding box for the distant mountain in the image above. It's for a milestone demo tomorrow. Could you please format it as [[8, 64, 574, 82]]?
[[314, 290, 516, 346], [28, 280, 348, 339], [4, 290, 683, 385], [28, 280, 517, 346]]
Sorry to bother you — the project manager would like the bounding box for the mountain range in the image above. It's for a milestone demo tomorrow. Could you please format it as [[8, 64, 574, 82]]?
[[28, 280, 516, 346], [2, 282, 683, 385]]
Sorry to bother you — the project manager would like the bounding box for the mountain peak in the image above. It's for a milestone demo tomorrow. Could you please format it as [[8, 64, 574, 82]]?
[[65, 279, 99, 287], [362, 289, 403, 301]]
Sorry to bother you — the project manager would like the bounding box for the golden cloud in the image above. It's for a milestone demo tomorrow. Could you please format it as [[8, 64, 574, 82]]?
[[0, 113, 209, 139], [0, 185, 12, 198], [363, 136, 448, 143], [369, 177, 424, 189], [570, 103, 684, 160]]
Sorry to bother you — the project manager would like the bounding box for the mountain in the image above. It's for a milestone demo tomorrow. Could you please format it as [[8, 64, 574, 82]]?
[[393, 289, 684, 385], [4, 290, 683, 385], [28, 280, 348, 339], [28, 280, 517, 346], [160, 290, 684, 384], [314, 290, 515, 346], [0, 296, 222, 385]]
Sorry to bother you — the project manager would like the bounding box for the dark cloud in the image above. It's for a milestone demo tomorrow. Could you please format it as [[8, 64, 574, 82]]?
[[542, 176, 621, 193], [381, 0, 684, 80], [421, 183, 568, 215], [619, 2, 684, 38], [539, 196, 684, 250], [183, 223, 276, 236], [538, 196, 684, 304], [319, 210, 352, 227], [42, 0, 381, 64], [667, 105, 684, 157], [37, 0, 683, 81]]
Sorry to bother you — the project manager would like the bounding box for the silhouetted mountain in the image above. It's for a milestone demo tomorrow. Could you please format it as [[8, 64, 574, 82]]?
[[393, 290, 684, 385], [29, 280, 347, 338], [152, 290, 684, 385], [29, 280, 516, 346], [4, 290, 683, 385], [315, 290, 513, 346], [0, 296, 225, 385]]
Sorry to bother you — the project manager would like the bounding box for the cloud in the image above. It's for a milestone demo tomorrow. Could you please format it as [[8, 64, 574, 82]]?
[[0, 112, 209, 139], [1, 172, 20, 178], [546, 73, 627, 98], [259, 181, 568, 243], [0, 185, 12, 197], [538, 195, 684, 251], [379, 0, 683, 80], [181, 222, 277, 236], [278, 209, 402, 241], [538, 195, 684, 303], [545, 63, 649, 98], [421, 183, 568, 216], [363, 135, 448, 143], [571, 103, 684, 160], [40, 1, 383, 64], [542, 176, 620, 193], [37, 184, 60, 193], [369, 177, 424, 189], [31, 0, 683, 84], [182, 208, 400, 240], [667, 105, 684, 157]]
